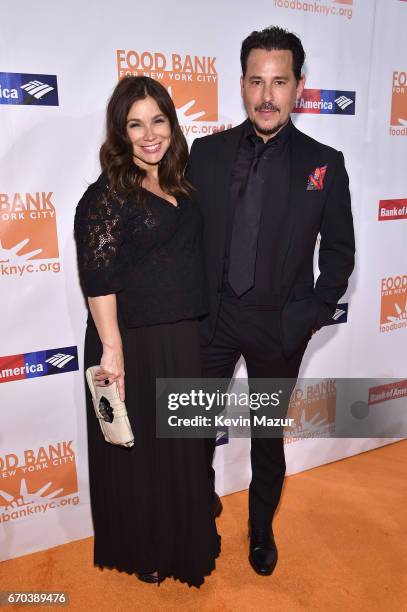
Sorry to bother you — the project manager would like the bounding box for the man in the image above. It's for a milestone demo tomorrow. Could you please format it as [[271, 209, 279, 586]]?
[[187, 26, 355, 576]]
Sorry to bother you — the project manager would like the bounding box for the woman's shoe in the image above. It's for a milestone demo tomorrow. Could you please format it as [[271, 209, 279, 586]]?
[[212, 492, 223, 518], [137, 572, 162, 585]]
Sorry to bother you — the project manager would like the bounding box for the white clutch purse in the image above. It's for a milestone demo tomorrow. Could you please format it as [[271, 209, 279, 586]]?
[[85, 365, 134, 447]]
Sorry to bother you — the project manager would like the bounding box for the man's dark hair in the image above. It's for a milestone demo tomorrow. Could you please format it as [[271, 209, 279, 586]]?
[[240, 26, 305, 81]]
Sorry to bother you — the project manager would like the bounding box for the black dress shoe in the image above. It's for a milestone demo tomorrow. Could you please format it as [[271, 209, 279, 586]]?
[[248, 524, 278, 576], [212, 492, 223, 518]]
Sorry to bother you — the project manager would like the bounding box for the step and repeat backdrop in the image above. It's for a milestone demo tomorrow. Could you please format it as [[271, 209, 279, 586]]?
[[0, 0, 406, 561]]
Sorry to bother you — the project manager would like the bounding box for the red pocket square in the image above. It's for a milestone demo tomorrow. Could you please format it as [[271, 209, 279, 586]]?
[[306, 164, 328, 191]]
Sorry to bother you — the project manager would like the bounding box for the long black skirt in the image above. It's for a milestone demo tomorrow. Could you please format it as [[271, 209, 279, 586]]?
[[84, 318, 220, 587]]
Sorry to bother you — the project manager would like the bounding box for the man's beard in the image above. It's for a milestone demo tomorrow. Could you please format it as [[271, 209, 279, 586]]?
[[252, 103, 284, 137], [252, 120, 283, 137]]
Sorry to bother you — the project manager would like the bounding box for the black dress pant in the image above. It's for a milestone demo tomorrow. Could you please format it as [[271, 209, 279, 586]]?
[[200, 293, 307, 527]]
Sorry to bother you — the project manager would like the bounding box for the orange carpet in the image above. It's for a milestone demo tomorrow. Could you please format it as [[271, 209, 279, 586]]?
[[1, 441, 406, 611]]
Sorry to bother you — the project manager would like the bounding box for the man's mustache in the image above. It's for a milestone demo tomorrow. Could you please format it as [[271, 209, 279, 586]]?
[[255, 103, 280, 112]]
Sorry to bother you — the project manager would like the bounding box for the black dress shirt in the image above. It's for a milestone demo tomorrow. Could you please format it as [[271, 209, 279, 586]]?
[[223, 118, 292, 307]]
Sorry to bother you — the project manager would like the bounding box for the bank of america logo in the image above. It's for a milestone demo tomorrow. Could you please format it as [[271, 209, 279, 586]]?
[[46, 353, 75, 369], [333, 308, 346, 320], [216, 428, 229, 446], [324, 303, 348, 326], [0, 345, 78, 384], [294, 89, 356, 115], [0, 72, 59, 106], [21, 80, 54, 100], [335, 95, 354, 111]]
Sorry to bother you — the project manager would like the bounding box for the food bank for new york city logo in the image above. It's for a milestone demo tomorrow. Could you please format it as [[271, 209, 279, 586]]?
[[285, 380, 336, 444], [0, 191, 60, 276], [390, 71, 407, 136], [0, 441, 78, 522], [117, 50, 218, 122], [380, 275, 407, 332]]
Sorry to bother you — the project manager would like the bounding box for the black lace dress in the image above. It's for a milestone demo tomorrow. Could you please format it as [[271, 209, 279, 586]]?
[[74, 173, 220, 587]]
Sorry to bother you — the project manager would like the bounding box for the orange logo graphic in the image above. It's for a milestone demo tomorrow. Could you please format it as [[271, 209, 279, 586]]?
[[390, 71, 407, 135], [285, 380, 336, 444], [0, 191, 60, 276], [0, 440, 78, 524], [117, 50, 217, 122], [380, 275, 407, 332]]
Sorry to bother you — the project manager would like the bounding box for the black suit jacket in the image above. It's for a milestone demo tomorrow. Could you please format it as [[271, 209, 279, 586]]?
[[187, 121, 355, 358]]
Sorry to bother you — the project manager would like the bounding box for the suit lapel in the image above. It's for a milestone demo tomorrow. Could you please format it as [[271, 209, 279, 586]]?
[[275, 125, 315, 286], [212, 122, 244, 283]]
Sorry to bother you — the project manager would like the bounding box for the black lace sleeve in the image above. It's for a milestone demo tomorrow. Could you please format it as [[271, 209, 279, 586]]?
[[74, 178, 127, 297]]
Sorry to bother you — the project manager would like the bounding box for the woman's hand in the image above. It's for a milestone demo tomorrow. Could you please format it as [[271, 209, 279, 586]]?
[[94, 344, 125, 401], [87, 295, 125, 401]]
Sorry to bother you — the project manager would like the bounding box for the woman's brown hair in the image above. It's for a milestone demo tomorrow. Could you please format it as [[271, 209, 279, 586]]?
[[100, 76, 191, 198]]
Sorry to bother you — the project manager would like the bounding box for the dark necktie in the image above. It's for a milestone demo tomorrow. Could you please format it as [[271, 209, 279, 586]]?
[[228, 140, 265, 296]]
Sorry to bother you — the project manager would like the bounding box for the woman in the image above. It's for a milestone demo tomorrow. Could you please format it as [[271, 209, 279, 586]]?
[[74, 76, 220, 587]]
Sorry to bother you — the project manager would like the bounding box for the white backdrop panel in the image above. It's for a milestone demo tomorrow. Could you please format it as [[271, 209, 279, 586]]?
[[0, 0, 405, 561]]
